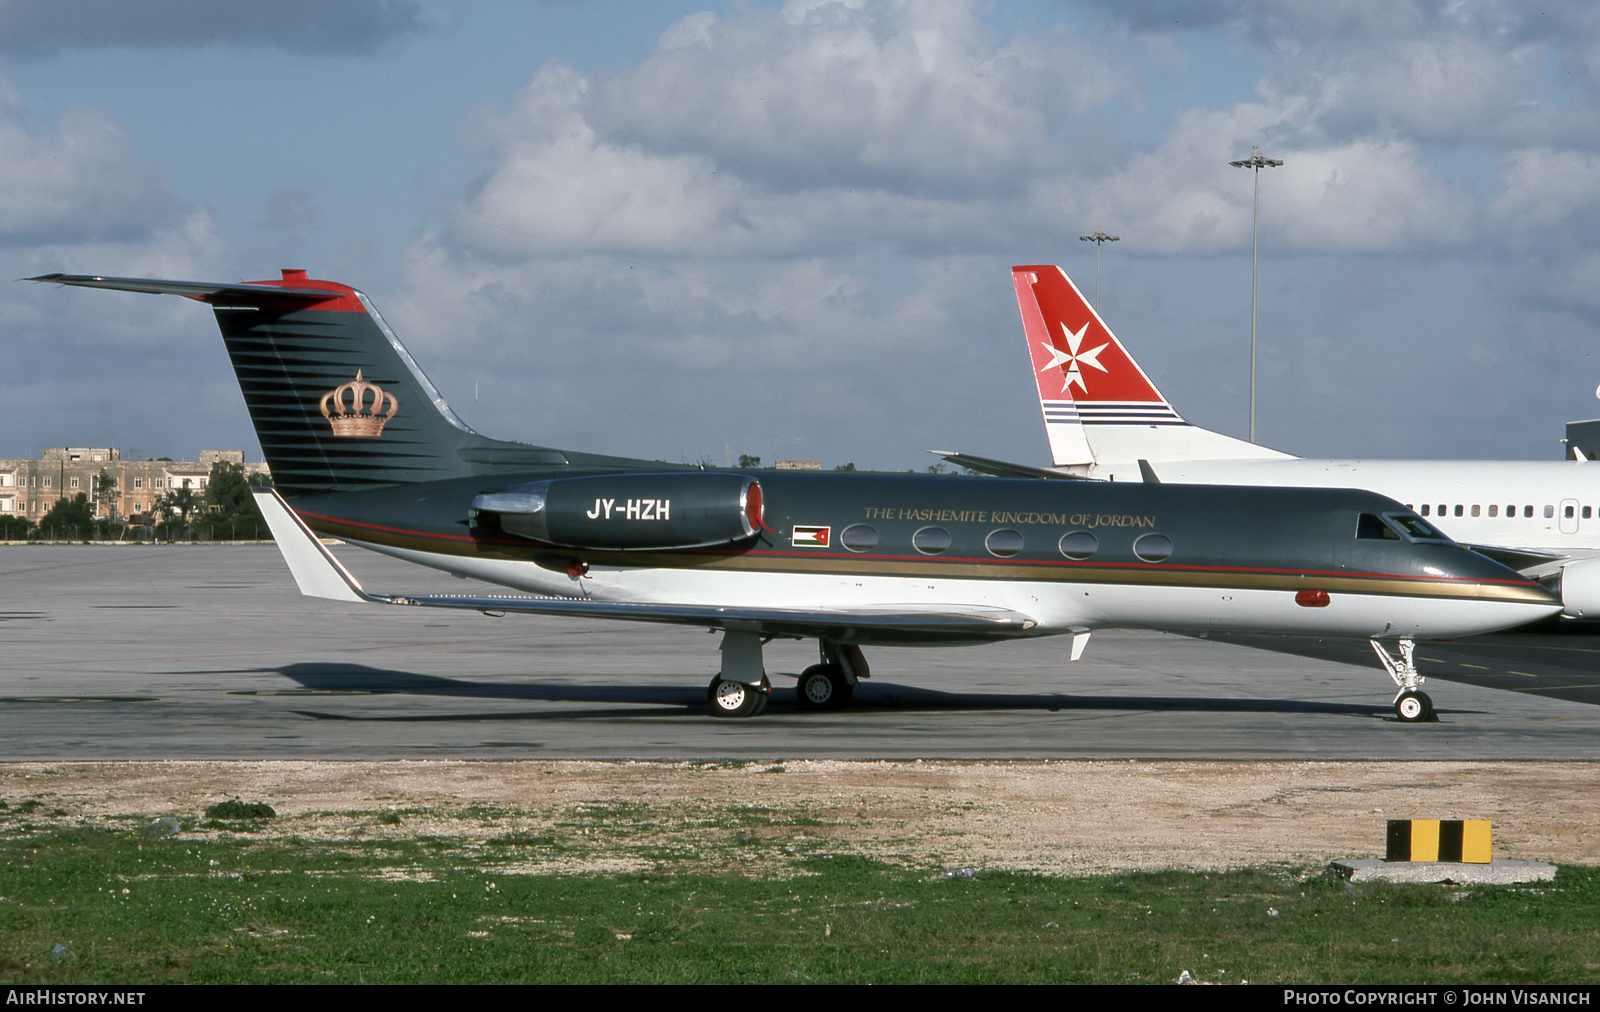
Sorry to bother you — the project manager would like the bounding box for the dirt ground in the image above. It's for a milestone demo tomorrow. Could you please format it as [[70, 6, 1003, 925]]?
[[2, 760, 1596, 875]]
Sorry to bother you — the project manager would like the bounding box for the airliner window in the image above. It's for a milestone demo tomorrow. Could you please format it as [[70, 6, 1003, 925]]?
[[1058, 531, 1098, 560], [912, 526, 951, 555], [840, 524, 879, 553], [1489, 505, 1498, 517], [1132, 533, 1173, 563], [1420, 504, 1430, 516], [1385, 513, 1450, 543], [1356, 513, 1400, 540], [985, 529, 1024, 558]]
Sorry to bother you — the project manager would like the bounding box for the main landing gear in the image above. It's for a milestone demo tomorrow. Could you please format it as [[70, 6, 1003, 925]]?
[[1371, 637, 1435, 723], [707, 672, 770, 717], [707, 628, 770, 718], [705, 631, 869, 717], [795, 643, 868, 711]]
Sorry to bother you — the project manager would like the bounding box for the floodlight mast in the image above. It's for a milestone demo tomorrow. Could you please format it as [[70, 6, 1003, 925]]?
[[1229, 146, 1283, 444], [1077, 227, 1120, 313]]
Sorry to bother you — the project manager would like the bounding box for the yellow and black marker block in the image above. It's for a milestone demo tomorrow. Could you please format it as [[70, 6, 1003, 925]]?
[[1385, 820, 1492, 863]]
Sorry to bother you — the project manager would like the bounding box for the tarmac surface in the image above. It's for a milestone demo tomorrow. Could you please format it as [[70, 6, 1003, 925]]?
[[3, 544, 1598, 760]]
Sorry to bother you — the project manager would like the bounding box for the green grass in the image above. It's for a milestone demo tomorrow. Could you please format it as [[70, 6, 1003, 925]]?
[[1, 819, 1596, 984]]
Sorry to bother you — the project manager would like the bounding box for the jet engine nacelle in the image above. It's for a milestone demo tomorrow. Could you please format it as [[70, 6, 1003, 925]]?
[[1557, 556, 1600, 618], [471, 472, 763, 551]]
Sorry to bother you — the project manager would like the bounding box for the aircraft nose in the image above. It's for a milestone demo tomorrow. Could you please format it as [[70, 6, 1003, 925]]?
[[1432, 545, 1561, 620]]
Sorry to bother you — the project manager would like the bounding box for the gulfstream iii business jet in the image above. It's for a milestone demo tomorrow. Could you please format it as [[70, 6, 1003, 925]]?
[[30, 269, 1559, 721]]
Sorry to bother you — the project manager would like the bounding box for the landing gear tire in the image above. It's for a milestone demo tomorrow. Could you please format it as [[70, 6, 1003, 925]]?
[[1395, 690, 1434, 723], [796, 664, 853, 710], [707, 674, 769, 718]]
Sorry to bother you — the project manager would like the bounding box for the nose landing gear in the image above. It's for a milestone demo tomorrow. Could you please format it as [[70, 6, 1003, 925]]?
[[1372, 638, 1436, 723]]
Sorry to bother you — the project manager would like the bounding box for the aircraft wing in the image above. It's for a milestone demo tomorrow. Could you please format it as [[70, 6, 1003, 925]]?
[[253, 490, 1040, 642], [928, 450, 1082, 480]]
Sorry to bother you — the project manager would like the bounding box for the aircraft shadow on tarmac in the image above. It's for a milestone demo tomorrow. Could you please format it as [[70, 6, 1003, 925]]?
[[248, 662, 1403, 722], [1204, 624, 1600, 708]]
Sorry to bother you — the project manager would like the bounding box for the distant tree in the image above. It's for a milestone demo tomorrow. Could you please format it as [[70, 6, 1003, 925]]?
[[37, 494, 96, 540], [927, 462, 948, 474], [737, 454, 762, 469], [155, 485, 202, 539], [0, 515, 31, 539], [93, 469, 119, 520], [832, 462, 857, 472], [204, 461, 268, 539]]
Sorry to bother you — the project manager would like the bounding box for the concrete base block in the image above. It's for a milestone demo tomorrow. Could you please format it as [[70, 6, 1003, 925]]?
[[1327, 858, 1556, 885]]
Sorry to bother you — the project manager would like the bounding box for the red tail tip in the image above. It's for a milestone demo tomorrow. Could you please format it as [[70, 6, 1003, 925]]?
[[281, 268, 308, 282]]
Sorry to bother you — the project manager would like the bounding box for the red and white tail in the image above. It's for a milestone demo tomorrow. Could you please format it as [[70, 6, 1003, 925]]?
[[1011, 265, 1290, 477]]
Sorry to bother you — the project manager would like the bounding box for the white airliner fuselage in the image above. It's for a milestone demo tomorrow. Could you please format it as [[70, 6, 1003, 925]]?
[[1003, 265, 1600, 618]]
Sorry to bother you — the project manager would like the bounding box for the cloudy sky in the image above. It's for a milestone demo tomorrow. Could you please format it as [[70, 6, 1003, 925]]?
[[5, 0, 1600, 469]]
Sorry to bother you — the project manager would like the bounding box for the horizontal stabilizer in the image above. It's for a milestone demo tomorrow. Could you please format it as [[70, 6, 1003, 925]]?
[[255, 490, 1039, 642], [930, 451, 1083, 480], [27, 273, 345, 303]]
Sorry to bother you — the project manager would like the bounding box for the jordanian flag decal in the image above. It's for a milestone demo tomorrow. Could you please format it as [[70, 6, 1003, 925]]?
[[791, 525, 831, 548]]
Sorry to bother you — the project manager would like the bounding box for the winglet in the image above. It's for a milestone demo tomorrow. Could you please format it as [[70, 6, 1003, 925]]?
[[252, 489, 371, 603]]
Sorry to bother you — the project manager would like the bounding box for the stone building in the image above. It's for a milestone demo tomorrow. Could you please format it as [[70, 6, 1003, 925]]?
[[0, 448, 271, 522]]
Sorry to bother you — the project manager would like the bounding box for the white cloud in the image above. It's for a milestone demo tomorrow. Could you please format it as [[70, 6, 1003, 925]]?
[[447, 1, 1121, 260], [0, 81, 179, 245], [1078, 104, 1474, 254]]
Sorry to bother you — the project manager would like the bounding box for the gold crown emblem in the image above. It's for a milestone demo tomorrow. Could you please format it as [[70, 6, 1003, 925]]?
[[319, 370, 398, 438]]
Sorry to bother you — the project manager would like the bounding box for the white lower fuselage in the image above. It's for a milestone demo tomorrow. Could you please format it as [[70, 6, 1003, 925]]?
[[350, 539, 1556, 644]]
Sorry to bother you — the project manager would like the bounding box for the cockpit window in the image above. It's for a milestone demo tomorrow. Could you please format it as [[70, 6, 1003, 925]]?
[[1385, 512, 1452, 543], [1356, 513, 1401, 540]]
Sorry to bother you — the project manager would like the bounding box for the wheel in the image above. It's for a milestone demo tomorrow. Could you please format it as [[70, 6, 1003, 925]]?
[[796, 664, 853, 710], [707, 675, 767, 718], [1395, 690, 1431, 722]]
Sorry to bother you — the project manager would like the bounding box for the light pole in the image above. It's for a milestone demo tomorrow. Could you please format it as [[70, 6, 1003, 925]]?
[[1229, 146, 1282, 444], [1078, 227, 1120, 313]]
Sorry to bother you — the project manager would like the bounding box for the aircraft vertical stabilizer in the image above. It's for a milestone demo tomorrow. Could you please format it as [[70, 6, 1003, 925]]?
[[1012, 265, 1292, 479]]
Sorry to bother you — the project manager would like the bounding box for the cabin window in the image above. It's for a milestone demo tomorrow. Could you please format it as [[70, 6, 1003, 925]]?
[[1438, 504, 1447, 516], [1585, 507, 1593, 520], [1524, 505, 1533, 517], [1545, 505, 1555, 519], [839, 524, 879, 553], [1420, 504, 1430, 516], [1453, 504, 1463, 517], [1565, 505, 1576, 519], [1356, 514, 1401, 540], [1058, 531, 1098, 560], [984, 529, 1024, 558], [1132, 533, 1173, 563], [1471, 505, 1480, 517], [912, 527, 951, 555], [1488, 505, 1498, 518]]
